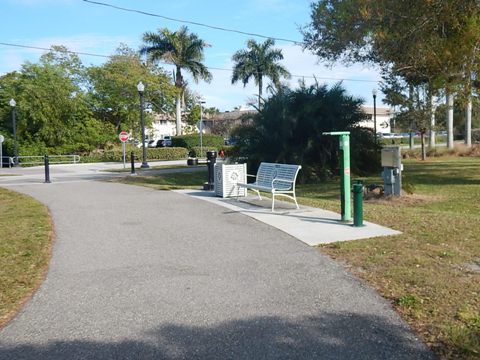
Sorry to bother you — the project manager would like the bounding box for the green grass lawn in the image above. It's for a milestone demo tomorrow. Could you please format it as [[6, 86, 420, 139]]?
[[102, 164, 204, 173], [118, 156, 479, 359], [111, 170, 207, 189], [304, 157, 480, 360], [0, 188, 52, 328]]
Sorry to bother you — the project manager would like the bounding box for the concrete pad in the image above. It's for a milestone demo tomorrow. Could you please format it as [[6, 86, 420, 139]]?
[[175, 190, 401, 246]]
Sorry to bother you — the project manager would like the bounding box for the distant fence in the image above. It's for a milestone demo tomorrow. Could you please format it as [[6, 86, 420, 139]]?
[[1, 155, 80, 167], [1, 156, 14, 168]]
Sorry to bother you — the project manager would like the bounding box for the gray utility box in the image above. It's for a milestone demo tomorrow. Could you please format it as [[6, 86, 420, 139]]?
[[381, 146, 402, 196], [214, 163, 247, 198]]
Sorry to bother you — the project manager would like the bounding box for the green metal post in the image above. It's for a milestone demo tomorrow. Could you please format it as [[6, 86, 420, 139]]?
[[353, 180, 364, 227], [323, 131, 352, 222]]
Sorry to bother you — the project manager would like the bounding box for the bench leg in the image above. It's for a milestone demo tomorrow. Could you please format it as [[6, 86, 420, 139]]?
[[293, 192, 299, 209], [271, 193, 275, 212]]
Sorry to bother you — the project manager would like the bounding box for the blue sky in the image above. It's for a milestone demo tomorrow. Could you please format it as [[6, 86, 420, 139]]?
[[2, 0, 383, 111]]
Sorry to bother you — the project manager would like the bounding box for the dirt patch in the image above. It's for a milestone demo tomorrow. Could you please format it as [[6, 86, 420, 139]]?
[[460, 144, 480, 157], [462, 259, 480, 274], [364, 192, 443, 206]]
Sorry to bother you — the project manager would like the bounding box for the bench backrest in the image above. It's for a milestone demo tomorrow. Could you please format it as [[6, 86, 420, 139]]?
[[256, 162, 301, 190]]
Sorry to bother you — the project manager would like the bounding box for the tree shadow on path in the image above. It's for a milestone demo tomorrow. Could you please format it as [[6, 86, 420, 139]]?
[[0, 312, 435, 360]]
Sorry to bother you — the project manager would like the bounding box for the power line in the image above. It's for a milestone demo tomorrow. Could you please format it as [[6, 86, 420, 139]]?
[[0, 42, 110, 59], [82, 0, 303, 45], [0, 41, 380, 83]]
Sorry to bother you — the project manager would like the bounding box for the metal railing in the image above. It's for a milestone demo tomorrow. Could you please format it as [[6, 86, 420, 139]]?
[[1, 155, 80, 167], [1, 156, 14, 168]]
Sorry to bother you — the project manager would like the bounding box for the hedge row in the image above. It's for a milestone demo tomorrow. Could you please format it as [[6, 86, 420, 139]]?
[[189, 145, 235, 158], [173, 134, 225, 150], [82, 146, 189, 162], [472, 129, 480, 143]]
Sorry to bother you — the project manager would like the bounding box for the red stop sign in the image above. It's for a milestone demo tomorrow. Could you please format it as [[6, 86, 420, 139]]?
[[119, 131, 129, 142]]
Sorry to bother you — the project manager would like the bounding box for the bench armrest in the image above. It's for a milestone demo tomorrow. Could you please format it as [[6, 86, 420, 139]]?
[[271, 177, 295, 190], [272, 177, 294, 184]]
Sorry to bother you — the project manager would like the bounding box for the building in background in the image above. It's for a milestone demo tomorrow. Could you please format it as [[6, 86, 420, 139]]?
[[360, 106, 393, 134], [144, 105, 394, 139], [146, 113, 176, 140]]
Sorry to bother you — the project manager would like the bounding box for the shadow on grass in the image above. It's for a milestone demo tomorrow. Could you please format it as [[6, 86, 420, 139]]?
[[0, 313, 434, 360]]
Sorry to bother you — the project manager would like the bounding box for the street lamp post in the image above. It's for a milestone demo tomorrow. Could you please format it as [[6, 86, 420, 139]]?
[[9, 99, 18, 166], [372, 89, 377, 143], [199, 100, 205, 157], [137, 81, 149, 169]]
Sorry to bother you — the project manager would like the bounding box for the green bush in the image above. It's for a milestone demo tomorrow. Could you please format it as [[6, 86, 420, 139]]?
[[472, 129, 480, 143], [231, 83, 380, 181], [82, 146, 189, 162], [173, 134, 224, 151], [189, 145, 234, 158]]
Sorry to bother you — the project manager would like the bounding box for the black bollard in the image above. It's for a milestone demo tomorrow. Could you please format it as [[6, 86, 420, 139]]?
[[203, 150, 217, 190], [44, 154, 51, 183], [130, 151, 136, 175]]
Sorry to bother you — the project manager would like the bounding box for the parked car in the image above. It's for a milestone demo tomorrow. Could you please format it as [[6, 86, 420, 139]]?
[[163, 136, 172, 147], [147, 139, 159, 148], [379, 133, 394, 139], [136, 140, 150, 148], [224, 137, 238, 145]]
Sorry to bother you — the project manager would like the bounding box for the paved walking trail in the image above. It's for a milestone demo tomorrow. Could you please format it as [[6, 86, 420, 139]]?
[[0, 164, 434, 359]]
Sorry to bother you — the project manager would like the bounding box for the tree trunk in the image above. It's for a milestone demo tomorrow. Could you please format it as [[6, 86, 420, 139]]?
[[421, 131, 426, 160], [258, 76, 263, 110], [446, 91, 454, 149], [408, 85, 414, 149], [429, 94, 436, 148], [176, 94, 182, 136], [465, 96, 472, 147], [175, 66, 183, 136]]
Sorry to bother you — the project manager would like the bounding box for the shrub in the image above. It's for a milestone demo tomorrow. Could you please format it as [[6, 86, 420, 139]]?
[[82, 146, 189, 162], [472, 128, 480, 143], [189, 145, 234, 158], [173, 134, 225, 151], [231, 83, 380, 181]]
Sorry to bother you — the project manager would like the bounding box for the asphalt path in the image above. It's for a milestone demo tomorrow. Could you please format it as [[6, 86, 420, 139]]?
[[0, 164, 434, 359]]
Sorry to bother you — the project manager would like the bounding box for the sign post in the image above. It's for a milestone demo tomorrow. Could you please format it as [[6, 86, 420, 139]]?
[[323, 131, 352, 222], [0, 134, 4, 169], [119, 131, 129, 169]]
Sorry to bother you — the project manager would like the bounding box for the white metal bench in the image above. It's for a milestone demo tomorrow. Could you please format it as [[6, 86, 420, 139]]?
[[236, 162, 302, 211]]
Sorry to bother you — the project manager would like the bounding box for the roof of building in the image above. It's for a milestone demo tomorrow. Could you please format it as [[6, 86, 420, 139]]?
[[361, 106, 392, 116], [209, 109, 257, 121]]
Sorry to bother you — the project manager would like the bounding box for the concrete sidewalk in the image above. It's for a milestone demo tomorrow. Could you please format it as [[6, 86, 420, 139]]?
[[0, 181, 433, 359], [0, 160, 204, 186], [175, 190, 401, 246]]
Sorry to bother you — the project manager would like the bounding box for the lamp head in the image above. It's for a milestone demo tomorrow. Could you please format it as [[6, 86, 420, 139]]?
[[9, 98, 16, 107], [372, 88, 377, 97], [137, 81, 145, 93]]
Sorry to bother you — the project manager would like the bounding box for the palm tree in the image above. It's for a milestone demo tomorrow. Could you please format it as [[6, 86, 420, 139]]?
[[231, 38, 290, 109], [141, 26, 212, 135]]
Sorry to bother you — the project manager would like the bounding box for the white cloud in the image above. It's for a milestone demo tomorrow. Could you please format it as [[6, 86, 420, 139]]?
[[31, 34, 136, 57], [0, 34, 136, 74]]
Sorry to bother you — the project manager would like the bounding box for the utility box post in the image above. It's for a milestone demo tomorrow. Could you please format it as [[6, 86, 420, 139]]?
[[381, 146, 402, 196], [323, 131, 352, 222]]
